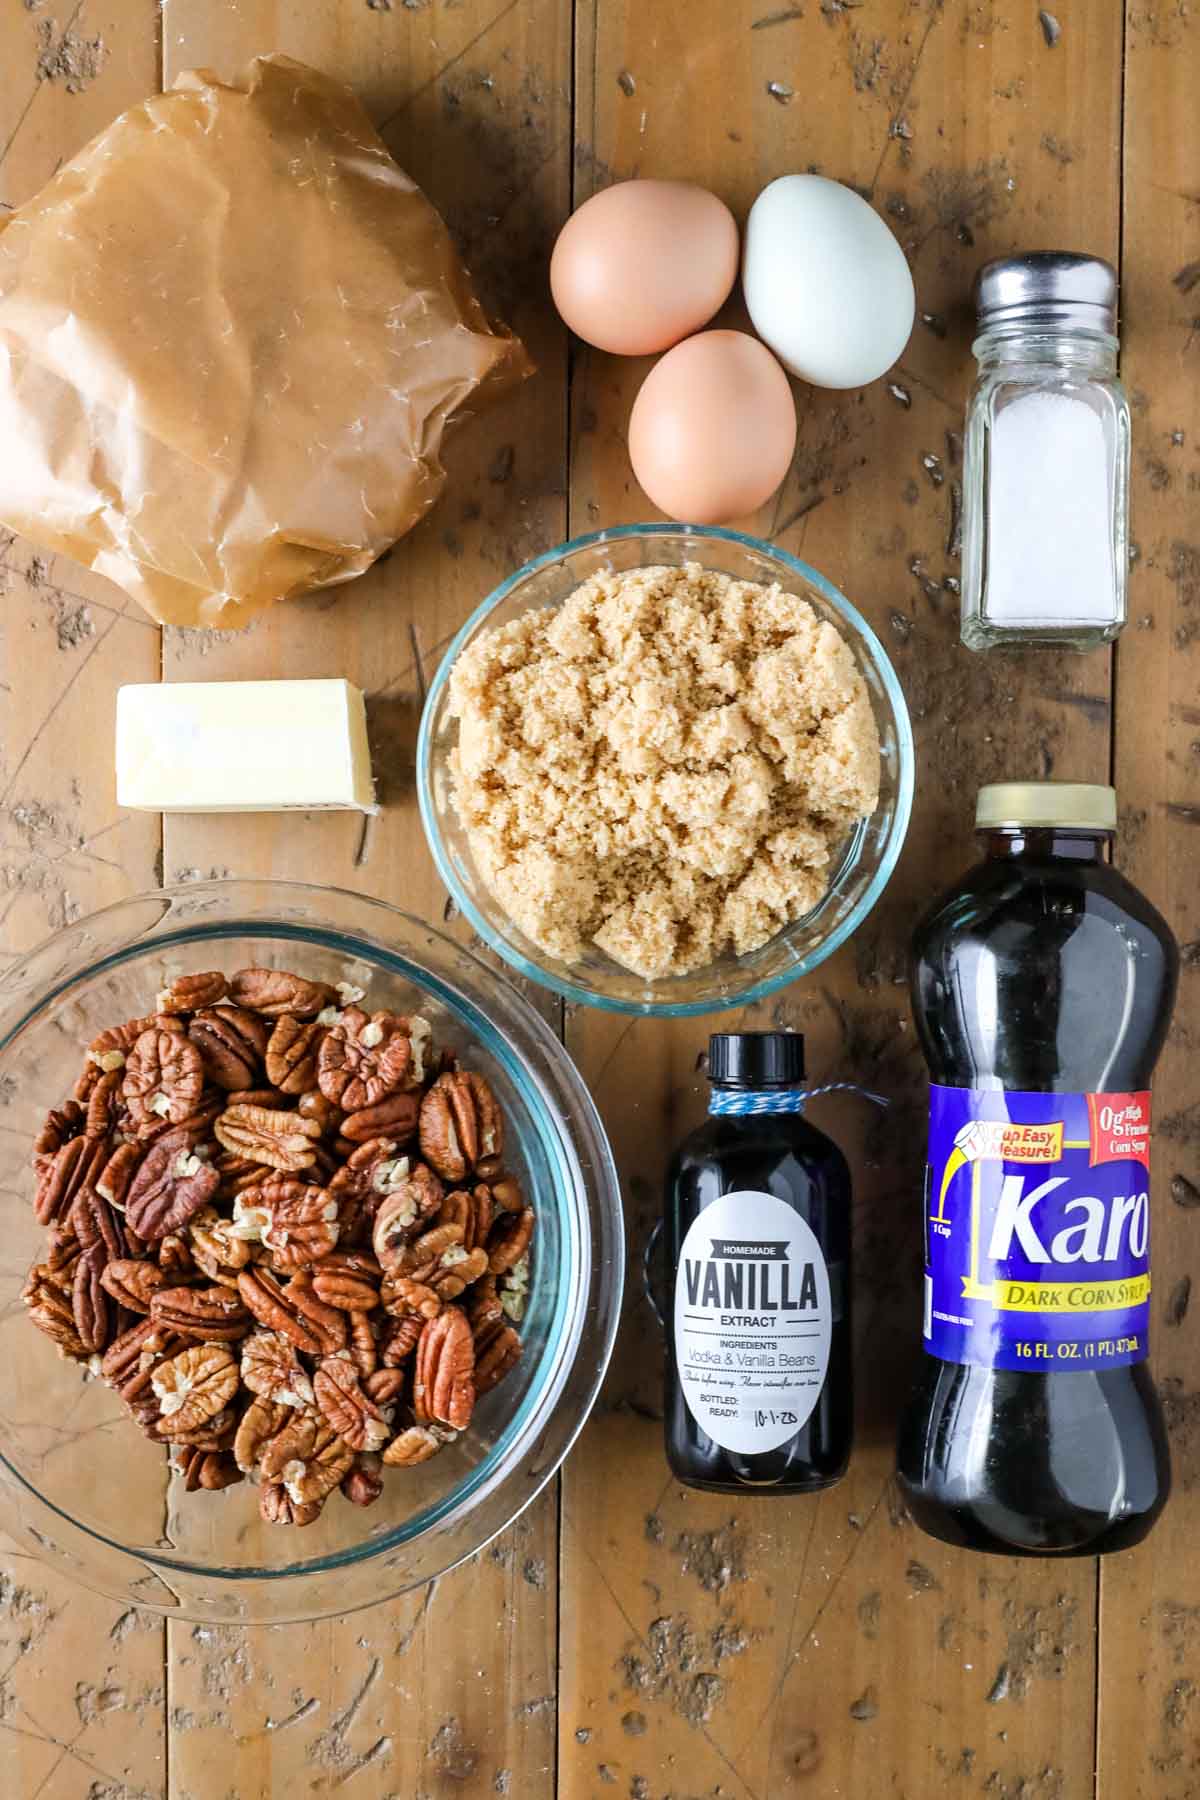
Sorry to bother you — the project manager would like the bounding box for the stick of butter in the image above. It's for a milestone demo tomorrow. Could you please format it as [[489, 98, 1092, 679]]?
[[116, 680, 377, 813]]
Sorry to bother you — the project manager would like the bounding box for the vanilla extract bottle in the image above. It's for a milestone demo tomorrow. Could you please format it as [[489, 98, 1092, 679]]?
[[664, 1033, 852, 1493]]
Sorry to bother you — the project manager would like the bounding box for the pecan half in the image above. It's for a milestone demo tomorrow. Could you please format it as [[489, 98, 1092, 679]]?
[[233, 1088, 296, 1111], [174, 1446, 243, 1492], [489, 1173, 526, 1215], [85, 1069, 123, 1140], [382, 1425, 444, 1467], [260, 1482, 323, 1527], [72, 1186, 126, 1265], [298, 1090, 343, 1137], [122, 1027, 205, 1135], [339, 1091, 421, 1146], [151, 1343, 238, 1435], [34, 1102, 85, 1169], [327, 1137, 397, 1240], [150, 1284, 252, 1343], [24, 1266, 87, 1359], [474, 1318, 523, 1396], [380, 1273, 443, 1324], [233, 1395, 293, 1475], [157, 971, 228, 1014], [188, 1205, 253, 1285], [286, 1271, 349, 1352], [378, 1314, 424, 1367], [35, 1136, 106, 1227], [317, 1009, 421, 1113], [341, 1457, 384, 1507], [314, 1357, 392, 1453], [488, 1207, 535, 1276], [213, 1150, 266, 1198], [73, 1061, 102, 1105], [65, 1288, 106, 1353], [265, 1017, 326, 1096], [371, 1163, 445, 1271], [418, 1071, 504, 1183], [383, 1221, 465, 1286], [124, 1395, 163, 1437], [100, 1258, 172, 1314], [163, 1404, 238, 1451], [229, 968, 337, 1019], [45, 1226, 82, 1282], [438, 1185, 493, 1252], [260, 1412, 354, 1504], [188, 1005, 269, 1091], [95, 1142, 142, 1208], [214, 1104, 321, 1174], [125, 1133, 220, 1241], [412, 1307, 474, 1431], [467, 1275, 503, 1333], [432, 1246, 489, 1301], [364, 1367, 406, 1405], [347, 1311, 378, 1379], [237, 1266, 324, 1355], [158, 1232, 195, 1281], [131, 1097, 222, 1157], [100, 1317, 178, 1389], [310, 1251, 381, 1313], [88, 1016, 158, 1064], [240, 1176, 339, 1273], [240, 1331, 316, 1409]]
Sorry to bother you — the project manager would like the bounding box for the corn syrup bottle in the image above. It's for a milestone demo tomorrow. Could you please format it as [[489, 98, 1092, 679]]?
[[897, 782, 1177, 1555]]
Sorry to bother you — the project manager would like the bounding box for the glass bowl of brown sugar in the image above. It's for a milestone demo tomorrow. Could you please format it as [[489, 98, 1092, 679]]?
[[418, 523, 914, 1016]]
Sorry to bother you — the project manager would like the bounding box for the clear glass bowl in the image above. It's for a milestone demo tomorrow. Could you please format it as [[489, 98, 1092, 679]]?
[[418, 524, 914, 1016], [0, 882, 623, 1623]]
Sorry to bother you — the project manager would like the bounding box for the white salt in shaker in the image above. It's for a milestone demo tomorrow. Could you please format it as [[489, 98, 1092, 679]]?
[[961, 253, 1130, 651]]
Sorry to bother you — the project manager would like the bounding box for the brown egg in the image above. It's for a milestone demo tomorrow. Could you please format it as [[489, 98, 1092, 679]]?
[[550, 180, 738, 356], [628, 331, 798, 524]]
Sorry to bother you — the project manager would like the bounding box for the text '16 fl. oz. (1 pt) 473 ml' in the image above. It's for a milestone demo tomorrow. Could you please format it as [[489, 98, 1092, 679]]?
[[897, 782, 1178, 1556]]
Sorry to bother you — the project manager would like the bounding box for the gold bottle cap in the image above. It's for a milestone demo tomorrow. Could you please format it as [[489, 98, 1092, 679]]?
[[976, 782, 1117, 832]]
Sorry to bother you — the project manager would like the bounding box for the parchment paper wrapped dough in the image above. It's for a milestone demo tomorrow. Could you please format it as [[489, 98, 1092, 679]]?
[[0, 55, 531, 628]]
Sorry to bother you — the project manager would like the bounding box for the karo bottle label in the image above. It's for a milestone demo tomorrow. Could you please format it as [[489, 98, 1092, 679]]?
[[923, 1086, 1152, 1372]]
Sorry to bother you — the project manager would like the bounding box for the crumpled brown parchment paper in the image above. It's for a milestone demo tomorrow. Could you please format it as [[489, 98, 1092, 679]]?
[[0, 54, 531, 628]]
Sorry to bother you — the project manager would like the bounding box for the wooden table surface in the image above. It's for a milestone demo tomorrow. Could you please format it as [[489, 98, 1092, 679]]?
[[2, 1, 1199, 1795]]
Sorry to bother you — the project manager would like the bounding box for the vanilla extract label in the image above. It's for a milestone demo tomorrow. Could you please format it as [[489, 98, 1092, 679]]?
[[672, 1190, 832, 1454]]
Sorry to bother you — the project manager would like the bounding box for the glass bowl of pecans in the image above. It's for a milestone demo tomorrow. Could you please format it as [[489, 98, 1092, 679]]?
[[0, 881, 623, 1623]]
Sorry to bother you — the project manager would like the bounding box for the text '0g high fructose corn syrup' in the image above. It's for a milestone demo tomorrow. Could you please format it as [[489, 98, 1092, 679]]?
[[897, 783, 1179, 1556], [664, 1032, 852, 1494]]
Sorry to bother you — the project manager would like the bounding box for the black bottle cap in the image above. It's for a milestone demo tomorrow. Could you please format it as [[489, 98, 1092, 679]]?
[[707, 1031, 805, 1088]]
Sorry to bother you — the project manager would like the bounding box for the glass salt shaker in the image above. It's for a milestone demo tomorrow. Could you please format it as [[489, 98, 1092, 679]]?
[[960, 252, 1130, 651]]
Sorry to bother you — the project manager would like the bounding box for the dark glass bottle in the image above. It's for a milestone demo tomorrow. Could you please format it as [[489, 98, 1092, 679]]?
[[897, 782, 1178, 1556], [664, 1032, 852, 1494]]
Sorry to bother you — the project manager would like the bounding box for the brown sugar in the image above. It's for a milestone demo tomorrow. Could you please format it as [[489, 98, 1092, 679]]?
[[447, 562, 881, 980]]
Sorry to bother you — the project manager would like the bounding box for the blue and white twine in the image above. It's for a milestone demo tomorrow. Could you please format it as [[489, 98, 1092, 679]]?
[[708, 1081, 889, 1116]]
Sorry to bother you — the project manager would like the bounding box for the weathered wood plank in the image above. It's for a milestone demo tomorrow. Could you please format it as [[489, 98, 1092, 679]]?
[[0, 0, 164, 960], [1102, 6, 1200, 1797], [1, 6, 166, 1798], [164, 1500, 557, 1799], [156, 3, 572, 1794], [561, 3, 1123, 1795]]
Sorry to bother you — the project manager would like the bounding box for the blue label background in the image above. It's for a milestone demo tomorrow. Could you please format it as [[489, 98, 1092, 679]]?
[[924, 1085, 1151, 1372]]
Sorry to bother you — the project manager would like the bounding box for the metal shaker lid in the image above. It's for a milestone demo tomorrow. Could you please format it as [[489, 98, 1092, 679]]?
[[974, 252, 1118, 335]]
